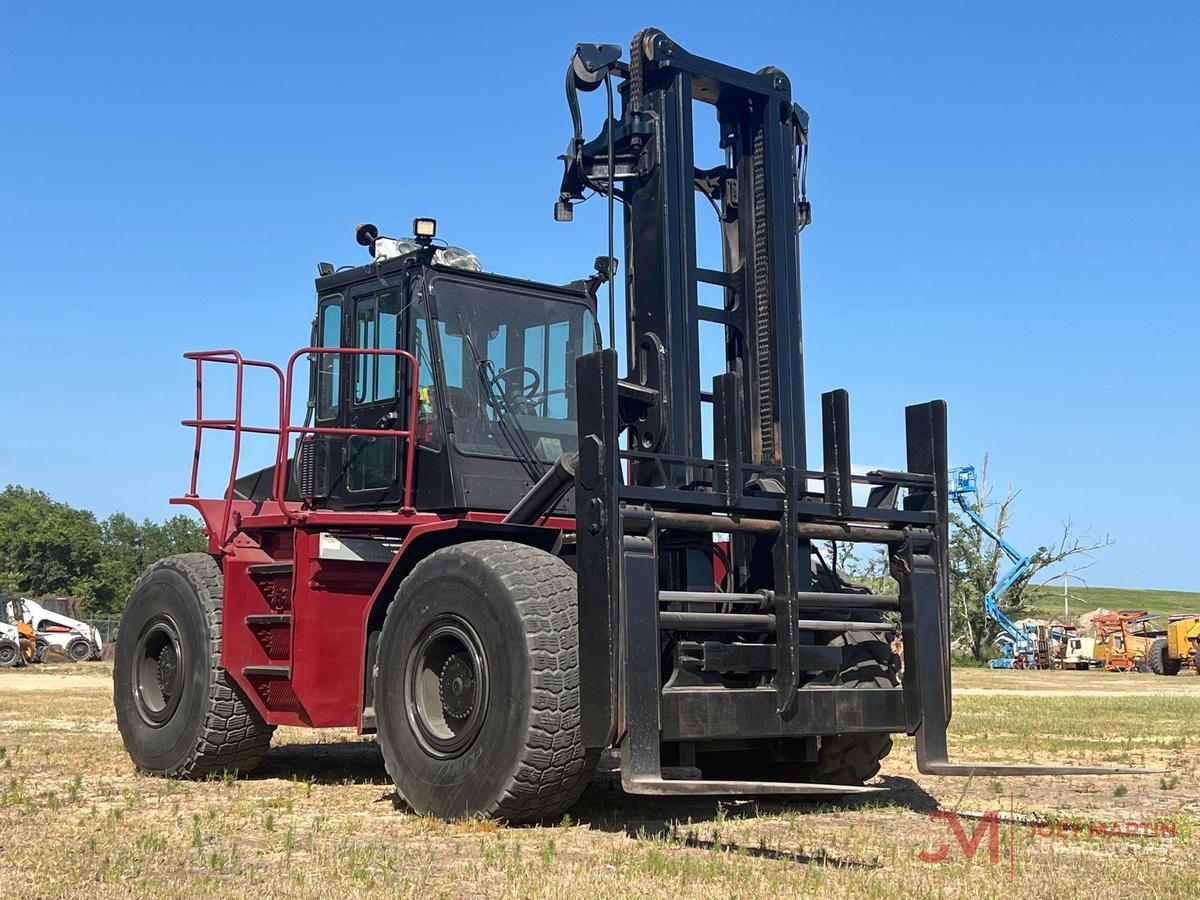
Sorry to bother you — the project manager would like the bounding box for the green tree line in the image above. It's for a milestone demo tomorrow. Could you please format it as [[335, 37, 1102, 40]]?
[[0, 485, 206, 618], [4, 461, 1108, 657]]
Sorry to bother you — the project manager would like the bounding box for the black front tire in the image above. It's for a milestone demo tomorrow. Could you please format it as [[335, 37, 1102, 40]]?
[[1147, 638, 1179, 676], [114, 553, 274, 777], [67, 637, 93, 662], [374, 541, 597, 823], [0, 639, 19, 668]]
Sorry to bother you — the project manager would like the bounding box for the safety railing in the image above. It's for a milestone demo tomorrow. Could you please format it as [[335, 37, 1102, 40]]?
[[182, 347, 420, 547], [272, 347, 421, 511], [183, 350, 286, 546]]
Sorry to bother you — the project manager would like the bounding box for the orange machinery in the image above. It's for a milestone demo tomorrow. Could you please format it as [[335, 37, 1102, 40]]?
[[1092, 611, 1153, 672]]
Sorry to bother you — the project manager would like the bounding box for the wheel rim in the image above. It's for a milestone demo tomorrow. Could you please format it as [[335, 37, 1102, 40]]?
[[132, 616, 185, 728], [405, 616, 489, 758], [70, 640, 91, 661], [0, 643, 15, 666]]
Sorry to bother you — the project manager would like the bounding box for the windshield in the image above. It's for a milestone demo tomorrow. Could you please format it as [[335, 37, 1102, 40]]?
[[430, 278, 596, 465], [0, 598, 19, 625]]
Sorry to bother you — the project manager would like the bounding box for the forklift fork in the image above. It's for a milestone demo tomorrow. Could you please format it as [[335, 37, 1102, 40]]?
[[898, 537, 1161, 777]]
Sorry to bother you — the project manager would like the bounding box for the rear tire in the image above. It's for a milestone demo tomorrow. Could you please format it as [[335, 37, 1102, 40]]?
[[1147, 638, 1179, 676], [374, 541, 597, 822], [67, 637, 93, 662], [114, 553, 274, 777], [798, 627, 899, 785]]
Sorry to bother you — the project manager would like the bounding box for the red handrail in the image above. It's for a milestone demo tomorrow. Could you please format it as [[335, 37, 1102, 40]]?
[[182, 346, 422, 543], [182, 350, 285, 545], [273, 347, 421, 513]]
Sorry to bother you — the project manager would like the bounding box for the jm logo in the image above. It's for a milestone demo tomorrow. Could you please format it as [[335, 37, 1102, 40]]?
[[918, 810, 1003, 865]]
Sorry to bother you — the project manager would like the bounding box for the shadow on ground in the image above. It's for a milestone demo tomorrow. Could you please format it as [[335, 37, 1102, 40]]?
[[572, 773, 937, 828], [245, 738, 938, 864], [251, 739, 390, 786]]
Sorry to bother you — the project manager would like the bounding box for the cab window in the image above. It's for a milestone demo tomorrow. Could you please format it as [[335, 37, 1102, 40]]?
[[354, 290, 400, 405], [346, 290, 402, 492], [430, 278, 596, 463], [315, 297, 342, 421], [411, 287, 443, 451], [524, 320, 571, 418]]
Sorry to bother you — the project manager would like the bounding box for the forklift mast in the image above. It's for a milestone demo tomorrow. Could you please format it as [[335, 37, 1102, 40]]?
[[559, 30, 809, 481]]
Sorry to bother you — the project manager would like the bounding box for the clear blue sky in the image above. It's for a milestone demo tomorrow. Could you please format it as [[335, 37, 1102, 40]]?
[[1, 3, 1196, 590]]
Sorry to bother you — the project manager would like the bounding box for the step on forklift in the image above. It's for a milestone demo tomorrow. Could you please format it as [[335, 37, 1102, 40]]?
[[113, 30, 1152, 822]]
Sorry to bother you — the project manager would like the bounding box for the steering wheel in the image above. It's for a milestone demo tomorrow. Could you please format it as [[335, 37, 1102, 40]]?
[[493, 365, 541, 406]]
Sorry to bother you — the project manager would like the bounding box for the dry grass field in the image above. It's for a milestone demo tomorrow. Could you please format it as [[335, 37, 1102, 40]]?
[[2, 663, 1198, 898]]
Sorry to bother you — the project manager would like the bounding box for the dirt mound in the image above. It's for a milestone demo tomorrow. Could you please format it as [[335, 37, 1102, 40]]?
[[1077, 608, 1112, 636]]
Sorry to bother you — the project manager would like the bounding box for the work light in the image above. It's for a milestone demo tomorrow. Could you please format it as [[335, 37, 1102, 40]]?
[[413, 217, 437, 244]]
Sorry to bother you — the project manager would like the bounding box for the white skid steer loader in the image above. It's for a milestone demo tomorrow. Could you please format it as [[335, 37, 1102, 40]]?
[[0, 619, 23, 667], [1, 596, 102, 662]]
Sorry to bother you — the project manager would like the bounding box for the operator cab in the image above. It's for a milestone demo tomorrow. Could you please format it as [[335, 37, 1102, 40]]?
[[280, 219, 599, 515]]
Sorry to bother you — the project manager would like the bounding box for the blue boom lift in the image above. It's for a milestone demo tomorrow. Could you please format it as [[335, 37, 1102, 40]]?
[[948, 466, 1038, 669]]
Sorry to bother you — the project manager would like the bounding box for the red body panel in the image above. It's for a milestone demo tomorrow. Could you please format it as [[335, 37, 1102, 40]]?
[[220, 529, 387, 728], [219, 539, 302, 725], [195, 500, 572, 730], [290, 530, 385, 727]]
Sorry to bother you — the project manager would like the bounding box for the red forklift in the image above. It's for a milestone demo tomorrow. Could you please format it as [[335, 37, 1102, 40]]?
[[114, 30, 1146, 822]]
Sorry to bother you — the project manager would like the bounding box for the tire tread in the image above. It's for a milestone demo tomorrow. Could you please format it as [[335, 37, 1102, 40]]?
[[804, 627, 898, 785], [378, 541, 597, 822], [125, 553, 274, 777]]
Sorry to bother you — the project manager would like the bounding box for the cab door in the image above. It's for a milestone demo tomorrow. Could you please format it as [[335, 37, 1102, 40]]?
[[336, 282, 407, 508]]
